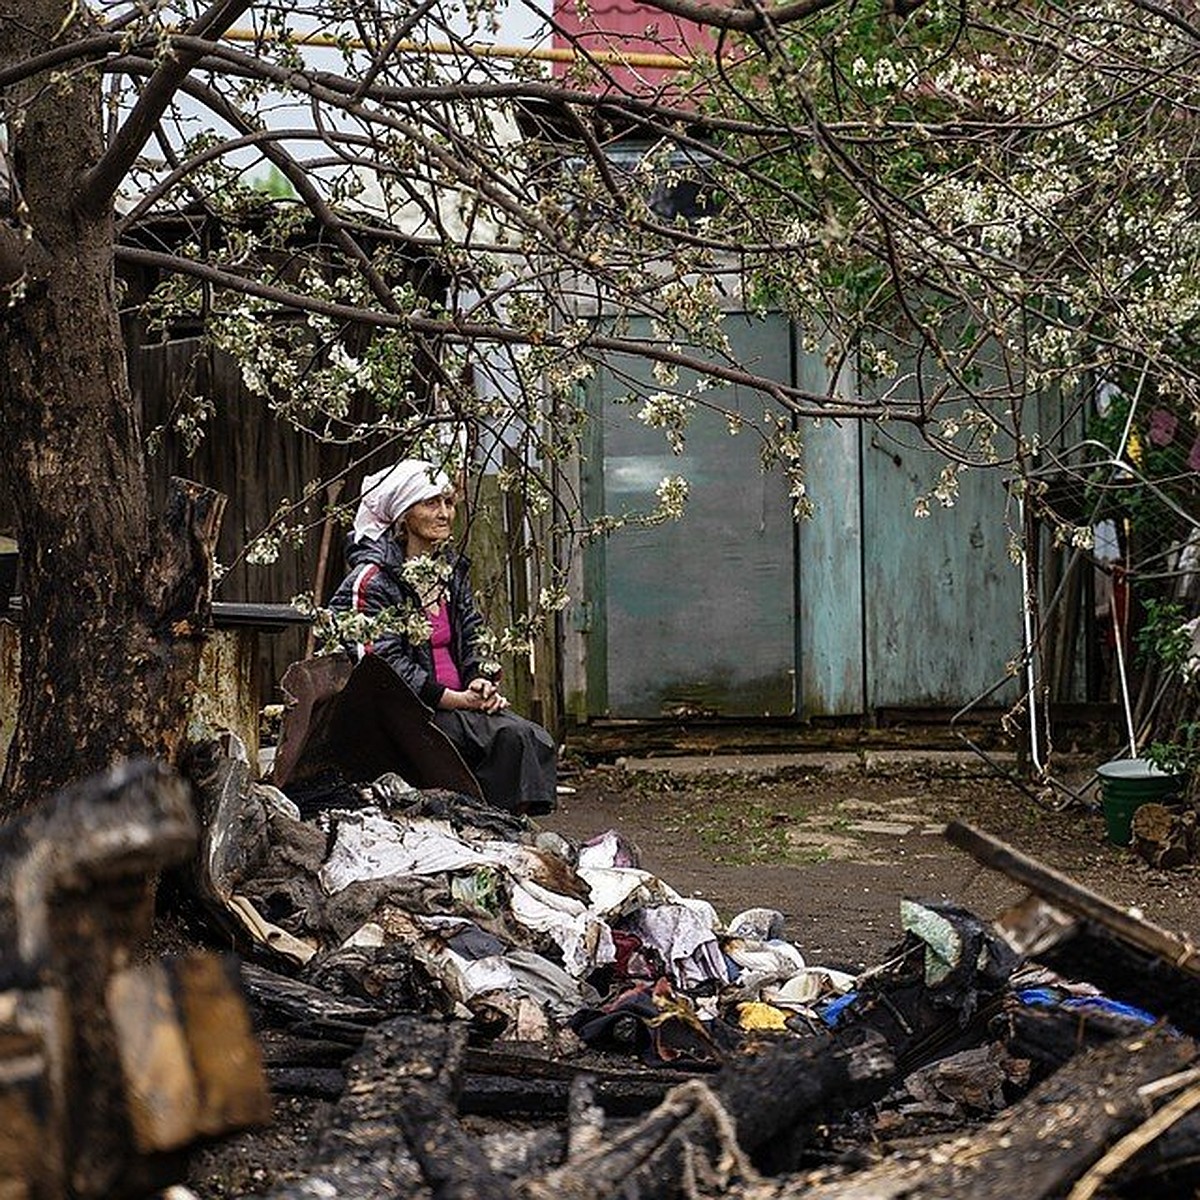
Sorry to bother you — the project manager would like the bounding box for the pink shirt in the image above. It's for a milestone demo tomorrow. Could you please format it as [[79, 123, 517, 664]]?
[[429, 601, 462, 691]]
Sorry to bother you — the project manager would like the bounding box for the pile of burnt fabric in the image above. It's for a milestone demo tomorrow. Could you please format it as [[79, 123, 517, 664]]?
[[186, 742, 1200, 1199], [190, 735, 857, 1055]]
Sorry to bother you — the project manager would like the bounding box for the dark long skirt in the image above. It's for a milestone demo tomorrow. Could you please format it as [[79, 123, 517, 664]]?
[[432, 709, 557, 815]]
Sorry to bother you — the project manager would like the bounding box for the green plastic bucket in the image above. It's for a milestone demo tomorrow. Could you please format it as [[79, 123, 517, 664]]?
[[1096, 758, 1185, 847]]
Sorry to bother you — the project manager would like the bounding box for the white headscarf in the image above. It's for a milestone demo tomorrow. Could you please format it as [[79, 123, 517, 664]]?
[[352, 459, 452, 543]]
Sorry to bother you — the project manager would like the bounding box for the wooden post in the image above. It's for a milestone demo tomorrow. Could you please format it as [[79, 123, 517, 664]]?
[[304, 479, 345, 659]]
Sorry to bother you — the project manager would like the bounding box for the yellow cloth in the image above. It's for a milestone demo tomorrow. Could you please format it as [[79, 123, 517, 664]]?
[[735, 1001, 790, 1031]]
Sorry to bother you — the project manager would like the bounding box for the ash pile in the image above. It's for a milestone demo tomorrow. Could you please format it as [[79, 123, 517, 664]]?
[[6, 740, 1200, 1200]]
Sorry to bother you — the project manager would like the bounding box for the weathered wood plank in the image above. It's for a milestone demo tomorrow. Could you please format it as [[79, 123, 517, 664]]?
[[105, 954, 271, 1153], [173, 954, 272, 1136], [0, 761, 268, 1198], [945, 821, 1200, 977], [107, 963, 202, 1153]]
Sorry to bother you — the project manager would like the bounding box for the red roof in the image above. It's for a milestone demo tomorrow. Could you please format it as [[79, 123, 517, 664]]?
[[551, 0, 715, 94]]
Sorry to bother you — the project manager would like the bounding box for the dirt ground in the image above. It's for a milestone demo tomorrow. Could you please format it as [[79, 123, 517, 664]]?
[[184, 752, 1200, 1196], [543, 755, 1200, 970]]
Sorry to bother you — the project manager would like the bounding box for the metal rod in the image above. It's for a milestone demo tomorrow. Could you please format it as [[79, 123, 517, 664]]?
[[1018, 497, 1044, 773], [1113, 522, 1138, 757], [218, 26, 693, 69]]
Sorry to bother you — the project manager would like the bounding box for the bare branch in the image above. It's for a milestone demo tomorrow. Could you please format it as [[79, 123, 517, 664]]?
[[116, 127, 355, 231], [162, 69, 404, 314], [104, 36, 790, 138], [0, 32, 122, 89], [631, 0, 912, 31], [76, 0, 254, 217]]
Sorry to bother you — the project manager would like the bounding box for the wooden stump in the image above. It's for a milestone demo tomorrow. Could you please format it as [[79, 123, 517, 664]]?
[[1131, 803, 1196, 869]]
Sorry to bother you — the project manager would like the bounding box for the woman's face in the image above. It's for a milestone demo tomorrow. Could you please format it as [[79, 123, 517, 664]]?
[[402, 490, 457, 549]]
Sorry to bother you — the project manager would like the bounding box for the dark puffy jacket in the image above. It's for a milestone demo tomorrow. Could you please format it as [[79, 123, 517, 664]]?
[[328, 533, 486, 709]]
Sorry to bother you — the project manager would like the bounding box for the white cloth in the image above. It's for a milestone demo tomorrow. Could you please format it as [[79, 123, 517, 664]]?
[[723, 937, 807, 991], [317, 809, 527, 893], [577, 829, 641, 870], [762, 967, 857, 1010], [352, 459, 451, 543], [509, 878, 616, 978], [577, 866, 678, 920], [625, 903, 729, 989]]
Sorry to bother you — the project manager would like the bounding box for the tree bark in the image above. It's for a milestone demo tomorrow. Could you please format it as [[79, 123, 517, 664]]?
[[0, 6, 224, 811]]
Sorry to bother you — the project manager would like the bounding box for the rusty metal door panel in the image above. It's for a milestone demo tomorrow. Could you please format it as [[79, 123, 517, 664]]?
[[585, 315, 796, 718], [861, 426, 1022, 707]]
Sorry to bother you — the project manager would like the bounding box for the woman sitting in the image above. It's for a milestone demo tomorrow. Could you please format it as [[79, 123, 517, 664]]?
[[328, 459, 557, 816]]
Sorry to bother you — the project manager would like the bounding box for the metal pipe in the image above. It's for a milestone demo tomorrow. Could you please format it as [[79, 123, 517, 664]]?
[[1018, 496, 1044, 774], [218, 26, 693, 69], [1113, 521, 1139, 757]]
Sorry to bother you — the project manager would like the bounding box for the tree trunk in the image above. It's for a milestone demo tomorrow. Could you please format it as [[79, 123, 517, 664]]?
[[0, 4, 219, 811]]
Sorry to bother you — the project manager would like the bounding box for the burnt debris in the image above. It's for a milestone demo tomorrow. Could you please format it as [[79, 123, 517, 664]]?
[[6, 747, 1200, 1199]]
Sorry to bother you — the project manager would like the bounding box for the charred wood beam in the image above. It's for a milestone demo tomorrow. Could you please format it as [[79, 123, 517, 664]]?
[[259, 1022, 684, 1114], [948, 822, 1200, 1035], [945, 822, 1200, 979], [461, 1073, 670, 1119], [240, 960, 389, 1033], [0, 760, 268, 1198], [721, 1031, 894, 1171], [149, 477, 227, 635], [1004, 1004, 1170, 1076], [262, 1056, 674, 1118], [0, 760, 198, 1197], [1103, 1093, 1200, 1194], [780, 1030, 1198, 1199], [468, 1043, 693, 1091], [258, 1029, 360, 1067], [0, 760, 195, 967], [1032, 934, 1200, 1040], [267, 1015, 514, 1200], [524, 1030, 894, 1199], [265, 1066, 346, 1099]]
